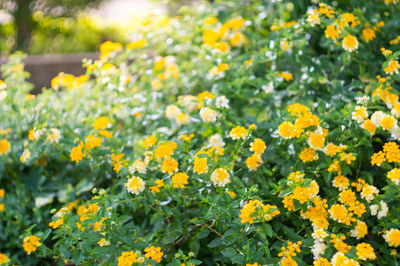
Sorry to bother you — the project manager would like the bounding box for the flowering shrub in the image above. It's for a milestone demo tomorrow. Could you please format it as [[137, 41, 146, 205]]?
[[1, 0, 400, 265]]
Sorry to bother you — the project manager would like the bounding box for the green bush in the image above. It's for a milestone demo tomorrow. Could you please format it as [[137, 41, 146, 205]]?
[[1, 0, 400, 265]]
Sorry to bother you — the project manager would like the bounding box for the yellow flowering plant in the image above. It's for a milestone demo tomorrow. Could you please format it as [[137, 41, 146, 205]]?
[[0, 0, 400, 265]]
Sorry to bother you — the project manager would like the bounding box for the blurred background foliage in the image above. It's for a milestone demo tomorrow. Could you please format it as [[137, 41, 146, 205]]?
[[0, 0, 312, 56]]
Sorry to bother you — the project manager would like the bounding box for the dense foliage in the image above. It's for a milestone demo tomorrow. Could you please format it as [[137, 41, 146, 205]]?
[[1, 0, 400, 265], [0, 13, 125, 55]]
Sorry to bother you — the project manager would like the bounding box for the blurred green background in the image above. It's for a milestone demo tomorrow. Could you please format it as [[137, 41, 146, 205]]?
[[0, 0, 185, 55]]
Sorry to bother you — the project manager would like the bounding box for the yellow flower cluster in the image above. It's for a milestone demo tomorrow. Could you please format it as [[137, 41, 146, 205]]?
[[239, 199, 280, 224], [23, 235, 41, 255], [278, 241, 302, 266], [246, 138, 266, 171]]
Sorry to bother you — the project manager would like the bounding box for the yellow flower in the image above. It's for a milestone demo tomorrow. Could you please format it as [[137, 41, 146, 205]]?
[[340, 152, 356, 165], [299, 148, 318, 162], [325, 143, 342, 156], [388, 168, 400, 185], [356, 243, 376, 261], [0, 139, 10, 155], [246, 154, 263, 171], [179, 133, 194, 142], [362, 119, 376, 134], [384, 60, 400, 75], [93, 116, 110, 130], [99, 130, 113, 138], [0, 189, 4, 198], [97, 238, 110, 247], [308, 133, 325, 150], [288, 104, 309, 116], [127, 39, 146, 50], [332, 175, 349, 191], [384, 229, 400, 247], [278, 71, 293, 81], [371, 151, 386, 166], [338, 189, 356, 205], [149, 179, 164, 193], [23, 235, 41, 255], [70, 142, 85, 163], [329, 204, 353, 225], [212, 41, 230, 53], [112, 153, 125, 173], [144, 246, 163, 263], [125, 176, 145, 195], [154, 141, 177, 159], [278, 121, 297, 139], [171, 172, 188, 188], [85, 135, 102, 151], [380, 115, 396, 130], [203, 17, 218, 25], [210, 168, 230, 187], [325, 24, 339, 40], [0, 253, 9, 264], [99, 41, 122, 59], [362, 28, 376, 42], [280, 257, 297, 266], [231, 32, 247, 46], [230, 126, 248, 140], [250, 138, 266, 155], [49, 218, 64, 229], [209, 63, 229, 76], [118, 251, 138, 266], [161, 158, 178, 174], [342, 35, 358, 52], [383, 142, 400, 162], [314, 258, 330, 266], [203, 29, 220, 45], [142, 136, 157, 149], [193, 157, 208, 174], [352, 106, 368, 123], [350, 220, 368, 239], [225, 190, 237, 199]]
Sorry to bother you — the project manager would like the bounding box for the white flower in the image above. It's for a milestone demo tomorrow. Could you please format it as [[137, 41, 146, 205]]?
[[178, 95, 198, 112], [378, 200, 389, 219], [199, 107, 218, 123], [209, 133, 225, 147], [351, 106, 368, 123], [371, 111, 385, 126], [390, 125, 400, 140], [165, 104, 182, 120], [356, 96, 370, 105], [125, 176, 145, 195], [129, 158, 147, 174], [210, 168, 230, 187], [306, 9, 320, 27], [361, 184, 379, 202], [0, 90, 7, 100], [47, 128, 61, 143], [215, 96, 230, 109], [312, 228, 328, 241], [311, 240, 326, 260], [20, 149, 31, 163], [261, 82, 274, 93], [370, 204, 378, 216]]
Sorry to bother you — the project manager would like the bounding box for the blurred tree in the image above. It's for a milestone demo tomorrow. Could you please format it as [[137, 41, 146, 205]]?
[[0, 0, 108, 51]]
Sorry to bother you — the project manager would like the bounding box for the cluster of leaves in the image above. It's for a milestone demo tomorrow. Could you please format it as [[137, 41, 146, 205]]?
[[1, 0, 400, 265]]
